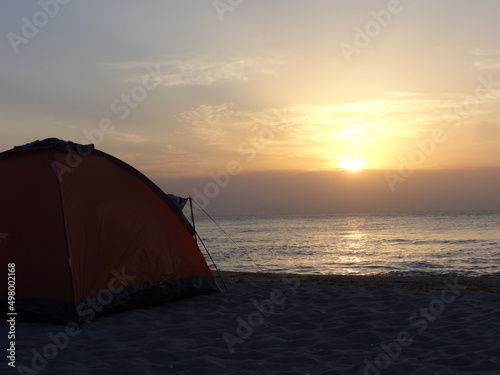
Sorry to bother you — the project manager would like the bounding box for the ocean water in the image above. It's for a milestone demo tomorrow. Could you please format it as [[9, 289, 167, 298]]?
[[195, 210, 500, 277]]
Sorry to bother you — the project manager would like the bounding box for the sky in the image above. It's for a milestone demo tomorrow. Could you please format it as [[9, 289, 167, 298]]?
[[1, 0, 499, 215]]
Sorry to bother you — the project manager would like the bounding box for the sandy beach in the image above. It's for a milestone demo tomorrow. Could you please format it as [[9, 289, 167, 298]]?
[[7, 272, 500, 375]]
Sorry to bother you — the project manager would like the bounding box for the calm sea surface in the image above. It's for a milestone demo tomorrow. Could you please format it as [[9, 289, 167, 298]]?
[[195, 211, 500, 277]]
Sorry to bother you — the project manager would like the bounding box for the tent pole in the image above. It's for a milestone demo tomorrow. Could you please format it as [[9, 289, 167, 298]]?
[[189, 196, 196, 237]]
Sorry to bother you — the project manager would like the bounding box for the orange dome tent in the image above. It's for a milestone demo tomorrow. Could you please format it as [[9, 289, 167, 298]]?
[[0, 138, 218, 323]]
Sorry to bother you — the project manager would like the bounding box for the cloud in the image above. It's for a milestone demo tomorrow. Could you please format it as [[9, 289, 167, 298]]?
[[108, 132, 150, 143], [468, 48, 500, 56], [176, 93, 459, 171], [164, 144, 189, 155], [473, 60, 500, 70], [468, 48, 500, 70], [177, 90, 500, 171], [116, 52, 286, 87], [179, 93, 449, 147]]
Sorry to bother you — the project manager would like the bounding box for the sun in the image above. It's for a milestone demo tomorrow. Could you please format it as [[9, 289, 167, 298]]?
[[337, 157, 366, 171]]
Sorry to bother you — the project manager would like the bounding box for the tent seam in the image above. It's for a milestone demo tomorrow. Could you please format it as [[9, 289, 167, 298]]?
[[49, 147, 78, 322]]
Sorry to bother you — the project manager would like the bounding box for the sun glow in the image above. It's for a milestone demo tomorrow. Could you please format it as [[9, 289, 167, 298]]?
[[337, 157, 367, 171]]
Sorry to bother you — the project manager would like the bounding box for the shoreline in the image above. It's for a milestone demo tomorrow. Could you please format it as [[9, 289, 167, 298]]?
[[218, 270, 500, 292]]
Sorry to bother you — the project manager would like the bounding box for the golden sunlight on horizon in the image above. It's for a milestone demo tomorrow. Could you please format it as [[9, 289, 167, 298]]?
[[337, 156, 367, 171]]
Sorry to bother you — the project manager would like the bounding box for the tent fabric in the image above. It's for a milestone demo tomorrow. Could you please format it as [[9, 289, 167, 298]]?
[[0, 138, 218, 323]]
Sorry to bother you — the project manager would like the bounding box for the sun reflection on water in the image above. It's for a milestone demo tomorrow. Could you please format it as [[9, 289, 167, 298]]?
[[196, 211, 500, 276]]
